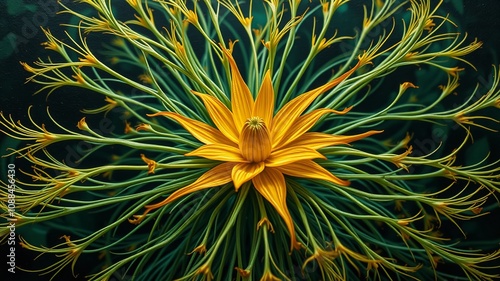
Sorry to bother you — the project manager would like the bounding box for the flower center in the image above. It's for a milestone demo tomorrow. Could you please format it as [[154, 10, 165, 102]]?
[[239, 117, 272, 163], [247, 116, 264, 128]]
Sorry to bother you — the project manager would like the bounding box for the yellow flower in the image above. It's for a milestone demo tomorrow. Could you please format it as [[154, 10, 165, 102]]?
[[134, 47, 378, 251]]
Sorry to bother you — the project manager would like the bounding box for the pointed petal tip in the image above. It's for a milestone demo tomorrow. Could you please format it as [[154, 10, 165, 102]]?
[[220, 42, 254, 132], [252, 168, 302, 255], [189, 89, 239, 143], [190, 89, 201, 96], [339, 179, 350, 186], [232, 162, 265, 191], [332, 106, 353, 115], [253, 69, 275, 127]]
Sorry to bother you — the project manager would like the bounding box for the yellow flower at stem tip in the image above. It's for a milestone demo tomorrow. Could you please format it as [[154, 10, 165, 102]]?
[[133, 47, 380, 251]]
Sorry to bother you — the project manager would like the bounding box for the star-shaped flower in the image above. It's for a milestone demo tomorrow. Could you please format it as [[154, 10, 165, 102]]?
[[133, 47, 378, 251]]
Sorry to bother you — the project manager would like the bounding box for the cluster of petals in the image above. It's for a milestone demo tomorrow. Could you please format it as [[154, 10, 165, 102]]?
[[141, 47, 379, 250]]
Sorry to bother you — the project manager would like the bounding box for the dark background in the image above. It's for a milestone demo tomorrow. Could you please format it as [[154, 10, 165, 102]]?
[[0, 0, 499, 280]]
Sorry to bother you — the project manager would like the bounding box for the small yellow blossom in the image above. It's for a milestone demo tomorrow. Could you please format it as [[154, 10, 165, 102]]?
[[140, 154, 157, 174]]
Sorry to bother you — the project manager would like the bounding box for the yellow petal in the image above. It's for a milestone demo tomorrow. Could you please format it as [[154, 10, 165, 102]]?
[[271, 61, 361, 145], [231, 162, 265, 191], [221, 47, 254, 132], [276, 160, 350, 186], [274, 107, 351, 149], [252, 168, 301, 251], [191, 90, 239, 143], [253, 70, 274, 127], [148, 112, 234, 146], [145, 162, 235, 210], [266, 147, 325, 167], [286, 130, 383, 150], [186, 144, 247, 163]]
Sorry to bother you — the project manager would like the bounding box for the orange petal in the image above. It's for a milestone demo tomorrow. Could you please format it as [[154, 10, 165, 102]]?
[[266, 147, 325, 167], [148, 112, 234, 146], [253, 70, 274, 127], [252, 168, 301, 251], [274, 107, 351, 149], [231, 162, 265, 191], [276, 160, 350, 186], [286, 130, 383, 150], [186, 144, 248, 163], [221, 47, 254, 132], [191, 90, 239, 143], [271, 61, 362, 145], [145, 162, 235, 210]]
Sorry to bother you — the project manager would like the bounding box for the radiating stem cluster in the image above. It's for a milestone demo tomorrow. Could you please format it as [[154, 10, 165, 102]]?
[[1, 0, 499, 280]]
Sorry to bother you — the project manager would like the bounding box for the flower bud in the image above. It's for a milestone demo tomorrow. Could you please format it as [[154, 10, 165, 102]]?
[[239, 117, 272, 163]]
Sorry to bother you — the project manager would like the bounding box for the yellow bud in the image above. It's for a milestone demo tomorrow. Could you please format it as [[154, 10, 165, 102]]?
[[77, 117, 89, 131], [73, 72, 86, 84], [140, 154, 157, 174], [135, 123, 152, 131], [20, 62, 36, 73], [400, 82, 418, 92], [239, 117, 272, 163], [397, 219, 409, 226], [189, 244, 207, 255], [322, 2, 329, 14], [235, 267, 250, 277], [186, 10, 198, 25]]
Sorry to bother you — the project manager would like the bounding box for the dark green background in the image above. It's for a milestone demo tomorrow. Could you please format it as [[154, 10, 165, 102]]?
[[1, 0, 499, 280]]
